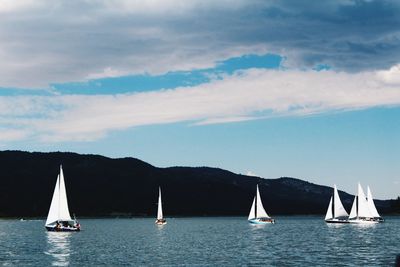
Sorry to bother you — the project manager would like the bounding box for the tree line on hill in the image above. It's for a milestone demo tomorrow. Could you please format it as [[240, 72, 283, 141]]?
[[0, 150, 395, 218]]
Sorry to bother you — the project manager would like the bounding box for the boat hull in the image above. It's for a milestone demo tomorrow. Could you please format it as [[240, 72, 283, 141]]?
[[325, 218, 349, 224], [45, 226, 80, 232], [155, 219, 167, 225], [248, 218, 275, 224], [348, 218, 381, 224]]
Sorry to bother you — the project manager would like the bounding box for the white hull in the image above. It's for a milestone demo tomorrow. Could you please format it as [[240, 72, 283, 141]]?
[[155, 221, 167, 225], [248, 218, 275, 224], [348, 218, 381, 224]]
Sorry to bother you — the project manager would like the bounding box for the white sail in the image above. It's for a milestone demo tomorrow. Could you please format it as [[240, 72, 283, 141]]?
[[367, 186, 380, 218], [349, 196, 357, 219], [58, 166, 72, 221], [325, 197, 333, 220], [357, 183, 373, 218], [248, 198, 256, 220], [46, 174, 61, 226], [45, 165, 72, 226], [255, 185, 270, 218], [333, 185, 348, 217], [157, 187, 163, 220]]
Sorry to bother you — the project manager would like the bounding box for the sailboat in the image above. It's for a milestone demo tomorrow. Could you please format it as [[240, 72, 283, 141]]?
[[348, 183, 381, 224], [248, 184, 275, 224], [155, 187, 167, 225], [324, 185, 349, 223], [45, 165, 81, 231]]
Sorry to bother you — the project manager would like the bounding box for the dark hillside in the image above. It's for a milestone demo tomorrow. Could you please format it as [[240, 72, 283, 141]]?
[[0, 150, 393, 217]]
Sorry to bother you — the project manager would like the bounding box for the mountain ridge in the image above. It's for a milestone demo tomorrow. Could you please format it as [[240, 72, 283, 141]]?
[[0, 150, 397, 217]]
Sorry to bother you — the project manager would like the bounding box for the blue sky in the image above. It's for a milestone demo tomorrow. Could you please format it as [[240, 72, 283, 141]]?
[[1, 0, 400, 199]]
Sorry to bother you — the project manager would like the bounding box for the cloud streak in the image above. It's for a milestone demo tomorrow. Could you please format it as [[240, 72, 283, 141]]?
[[1, 66, 400, 142]]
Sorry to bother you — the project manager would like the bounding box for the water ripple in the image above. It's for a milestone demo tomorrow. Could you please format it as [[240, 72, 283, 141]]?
[[0, 216, 398, 266]]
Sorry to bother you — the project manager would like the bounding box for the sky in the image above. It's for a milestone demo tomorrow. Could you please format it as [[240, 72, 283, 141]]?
[[0, 0, 399, 199]]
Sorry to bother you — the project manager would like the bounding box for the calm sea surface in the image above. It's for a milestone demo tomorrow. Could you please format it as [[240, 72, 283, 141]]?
[[0, 216, 399, 266]]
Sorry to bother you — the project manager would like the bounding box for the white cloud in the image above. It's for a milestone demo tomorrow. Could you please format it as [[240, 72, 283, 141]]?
[[86, 67, 129, 80], [246, 171, 259, 177], [376, 64, 400, 85], [0, 128, 29, 141], [0, 0, 264, 88], [0, 0, 40, 13], [1, 0, 400, 88], [98, 0, 251, 15], [194, 116, 258, 126], [1, 66, 400, 142]]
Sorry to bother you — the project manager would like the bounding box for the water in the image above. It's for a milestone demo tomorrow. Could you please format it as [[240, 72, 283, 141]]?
[[0, 216, 399, 266]]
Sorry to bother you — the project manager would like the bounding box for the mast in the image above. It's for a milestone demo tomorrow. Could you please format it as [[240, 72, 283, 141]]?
[[255, 185, 258, 218], [58, 170, 61, 219], [356, 196, 358, 219], [332, 185, 335, 218]]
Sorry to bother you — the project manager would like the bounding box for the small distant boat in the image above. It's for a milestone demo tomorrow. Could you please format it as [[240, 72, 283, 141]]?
[[155, 187, 167, 225], [45, 165, 81, 232], [325, 185, 349, 223], [248, 184, 275, 224], [348, 183, 382, 224]]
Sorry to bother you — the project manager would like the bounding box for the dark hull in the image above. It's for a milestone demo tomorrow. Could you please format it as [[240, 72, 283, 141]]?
[[46, 226, 80, 232], [325, 219, 349, 224]]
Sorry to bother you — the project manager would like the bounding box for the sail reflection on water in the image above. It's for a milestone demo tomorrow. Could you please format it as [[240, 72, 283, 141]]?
[[45, 232, 71, 266]]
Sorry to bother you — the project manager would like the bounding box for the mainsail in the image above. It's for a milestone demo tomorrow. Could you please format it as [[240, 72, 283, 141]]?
[[45, 166, 72, 226], [157, 187, 163, 220], [256, 185, 269, 218], [357, 183, 373, 218], [333, 185, 348, 218], [367, 186, 380, 218]]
